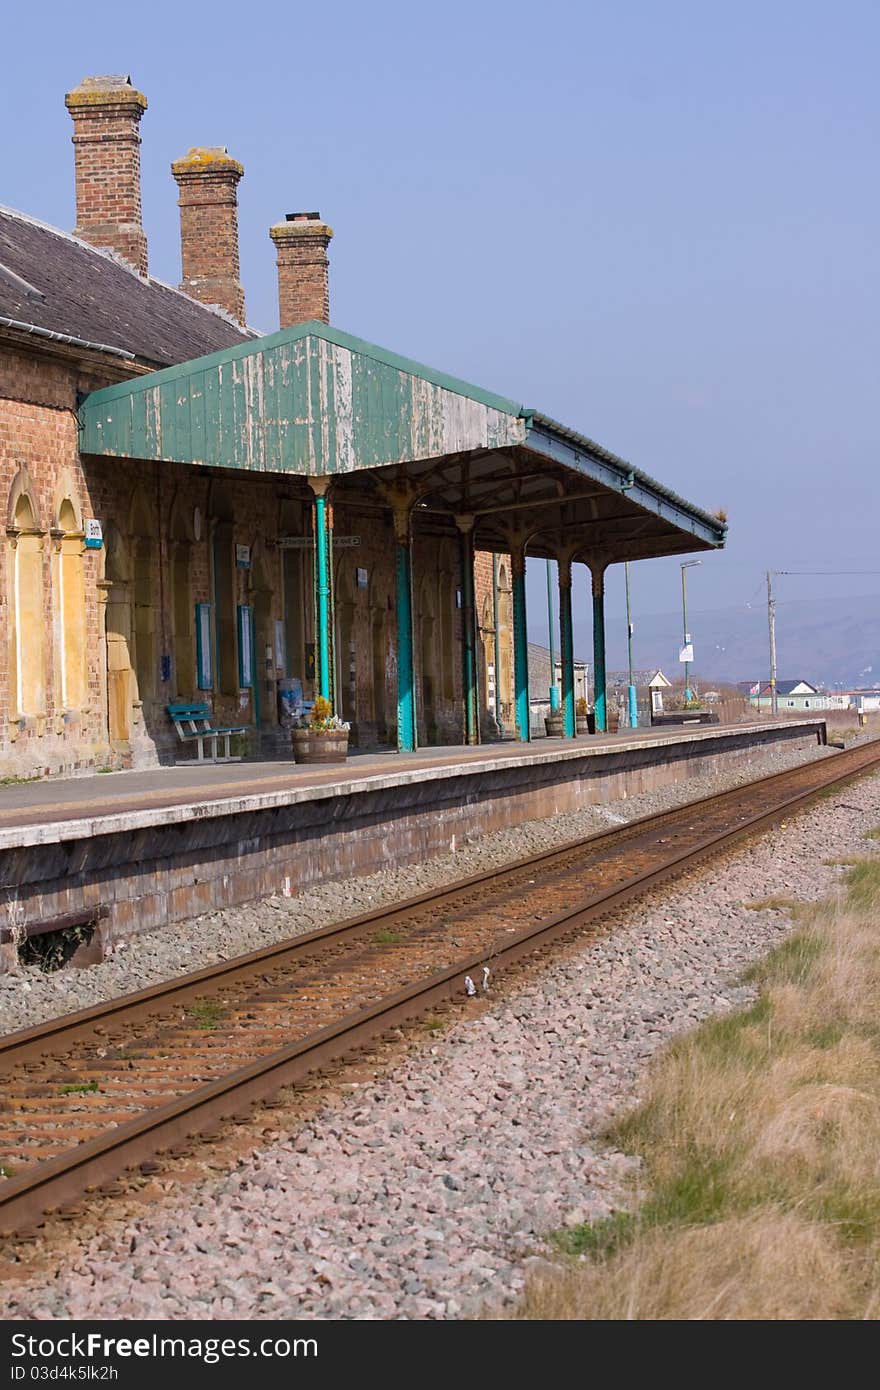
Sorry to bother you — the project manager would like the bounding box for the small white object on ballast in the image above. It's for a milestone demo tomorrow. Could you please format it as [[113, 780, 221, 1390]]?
[[464, 975, 477, 997], [482, 966, 491, 992]]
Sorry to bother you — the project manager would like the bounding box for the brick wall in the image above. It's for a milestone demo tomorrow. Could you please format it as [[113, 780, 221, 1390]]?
[[0, 334, 506, 774]]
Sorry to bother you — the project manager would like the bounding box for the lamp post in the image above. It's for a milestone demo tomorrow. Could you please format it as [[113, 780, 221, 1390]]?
[[546, 560, 559, 711], [680, 560, 702, 702], [624, 561, 638, 728]]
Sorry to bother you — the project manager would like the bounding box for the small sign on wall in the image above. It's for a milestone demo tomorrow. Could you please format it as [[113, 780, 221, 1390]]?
[[356, 567, 368, 589], [84, 518, 103, 550], [236, 544, 251, 569]]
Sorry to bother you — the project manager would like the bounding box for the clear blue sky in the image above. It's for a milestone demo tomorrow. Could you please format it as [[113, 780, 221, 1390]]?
[[4, 0, 878, 663]]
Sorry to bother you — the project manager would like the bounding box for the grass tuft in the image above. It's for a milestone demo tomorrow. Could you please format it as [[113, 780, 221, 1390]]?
[[510, 853, 880, 1321], [374, 929, 404, 945], [187, 999, 226, 1030]]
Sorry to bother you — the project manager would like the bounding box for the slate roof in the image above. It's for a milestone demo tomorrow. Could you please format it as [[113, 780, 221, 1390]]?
[[738, 679, 819, 696], [0, 205, 252, 368]]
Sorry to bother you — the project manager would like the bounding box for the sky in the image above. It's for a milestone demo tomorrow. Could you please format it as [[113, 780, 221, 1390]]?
[[3, 0, 878, 673]]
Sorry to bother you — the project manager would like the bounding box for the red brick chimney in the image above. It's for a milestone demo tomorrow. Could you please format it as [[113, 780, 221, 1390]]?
[[171, 147, 246, 325], [269, 213, 333, 327], [65, 75, 148, 276]]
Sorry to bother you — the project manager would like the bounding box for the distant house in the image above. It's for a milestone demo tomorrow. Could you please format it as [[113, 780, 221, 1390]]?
[[841, 690, 880, 714], [739, 679, 850, 712]]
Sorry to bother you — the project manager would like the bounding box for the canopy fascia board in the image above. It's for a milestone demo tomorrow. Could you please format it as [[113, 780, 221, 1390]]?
[[522, 419, 725, 551]]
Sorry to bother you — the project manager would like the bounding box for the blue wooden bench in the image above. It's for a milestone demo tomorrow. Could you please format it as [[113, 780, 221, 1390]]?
[[166, 703, 249, 763]]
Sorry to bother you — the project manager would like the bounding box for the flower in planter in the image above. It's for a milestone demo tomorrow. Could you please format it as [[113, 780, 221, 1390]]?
[[297, 696, 350, 733], [576, 696, 590, 717]]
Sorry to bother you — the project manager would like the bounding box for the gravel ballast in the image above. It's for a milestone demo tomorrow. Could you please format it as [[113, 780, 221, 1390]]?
[[3, 752, 879, 1320], [0, 736, 840, 1035]]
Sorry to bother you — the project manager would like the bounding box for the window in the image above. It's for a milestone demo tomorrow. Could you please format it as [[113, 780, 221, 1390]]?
[[8, 491, 46, 716], [57, 499, 87, 710]]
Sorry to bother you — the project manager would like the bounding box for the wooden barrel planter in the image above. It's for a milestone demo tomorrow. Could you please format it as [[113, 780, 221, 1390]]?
[[544, 711, 565, 738], [290, 729, 350, 764]]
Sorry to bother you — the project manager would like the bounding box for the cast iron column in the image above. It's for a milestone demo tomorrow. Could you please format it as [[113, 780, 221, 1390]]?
[[558, 554, 576, 738], [309, 477, 333, 706], [392, 499, 417, 753]]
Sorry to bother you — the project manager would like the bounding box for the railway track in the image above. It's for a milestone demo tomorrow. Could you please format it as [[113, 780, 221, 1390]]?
[[1, 738, 879, 1237]]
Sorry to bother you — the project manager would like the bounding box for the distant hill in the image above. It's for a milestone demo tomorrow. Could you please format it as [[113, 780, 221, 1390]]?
[[572, 593, 880, 689]]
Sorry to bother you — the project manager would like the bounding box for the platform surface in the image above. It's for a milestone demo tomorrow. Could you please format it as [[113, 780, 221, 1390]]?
[[0, 719, 826, 850]]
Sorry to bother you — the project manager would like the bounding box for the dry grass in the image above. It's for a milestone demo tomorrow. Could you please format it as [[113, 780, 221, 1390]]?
[[514, 858, 880, 1320]]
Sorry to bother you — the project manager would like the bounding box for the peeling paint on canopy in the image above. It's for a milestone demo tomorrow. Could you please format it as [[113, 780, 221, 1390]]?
[[78, 321, 527, 475], [77, 318, 727, 553]]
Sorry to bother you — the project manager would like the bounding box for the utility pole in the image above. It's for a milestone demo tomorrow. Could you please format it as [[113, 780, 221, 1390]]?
[[546, 560, 559, 711], [767, 569, 778, 717], [625, 561, 638, 728]]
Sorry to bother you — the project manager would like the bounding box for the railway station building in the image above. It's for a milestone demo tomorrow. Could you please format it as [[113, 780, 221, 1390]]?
[[0, 75, 726, 781]]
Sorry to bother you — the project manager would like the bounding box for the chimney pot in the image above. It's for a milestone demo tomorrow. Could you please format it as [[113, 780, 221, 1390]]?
[[65, 74, 149, 275]]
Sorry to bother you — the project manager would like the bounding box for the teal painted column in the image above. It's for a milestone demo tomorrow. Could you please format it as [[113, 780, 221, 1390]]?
[[393, 502, 417, 753], [591, 564, 607, 733], [512, 545, 530, 741], [457, 517, 479, 745], [310, 478, 332, 705], [492, 553, 502, 728], [558, 555, 576, 738]]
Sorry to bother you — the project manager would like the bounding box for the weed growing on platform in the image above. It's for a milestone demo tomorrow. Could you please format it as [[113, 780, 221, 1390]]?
[[517, 858, 880, 1320], [188, 999, 226, 1030]]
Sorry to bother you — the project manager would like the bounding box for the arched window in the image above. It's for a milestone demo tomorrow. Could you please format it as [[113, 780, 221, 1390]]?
[[419, 577, 438, 733], [440, 569, 455, 701], [480, 594, 495, 717], [369, 574, 388, 736], [56, 498, 87, 710], [8, 489, 46, 716], [334, 559, 356, 721], [130, 491, 157, 701], [279, 498, 307, 684], [169, 496, 195, 698], [103, 522, 134, 747], [209, 486, 236, 696]]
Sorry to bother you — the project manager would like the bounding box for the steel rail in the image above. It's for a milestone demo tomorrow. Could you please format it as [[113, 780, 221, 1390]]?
[[1, 740, 879, 1236]]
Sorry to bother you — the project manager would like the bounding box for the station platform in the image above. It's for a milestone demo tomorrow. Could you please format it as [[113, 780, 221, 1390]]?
[[0, 719, 826, 966]]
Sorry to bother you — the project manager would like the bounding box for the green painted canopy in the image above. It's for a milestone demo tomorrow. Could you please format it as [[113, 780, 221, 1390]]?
[[78, 320, 726, 561]]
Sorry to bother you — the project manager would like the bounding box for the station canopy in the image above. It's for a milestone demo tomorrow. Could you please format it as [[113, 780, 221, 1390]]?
[[78, 321, 726, 562]]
